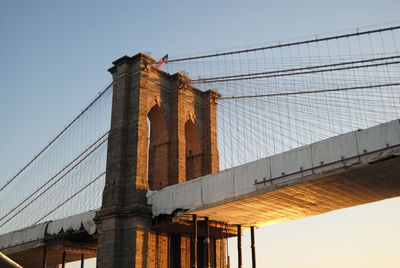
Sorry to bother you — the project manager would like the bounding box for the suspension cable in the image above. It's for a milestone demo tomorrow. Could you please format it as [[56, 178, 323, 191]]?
[[166, 26, 400, 63], [218, 82, 400, 100], [0, 83, 112, 192]]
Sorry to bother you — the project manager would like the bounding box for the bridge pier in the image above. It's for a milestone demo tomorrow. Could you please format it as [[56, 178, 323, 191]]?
[[96, 53, 225, 267]]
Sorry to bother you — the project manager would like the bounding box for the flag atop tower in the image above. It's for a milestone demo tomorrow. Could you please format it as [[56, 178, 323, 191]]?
[[154, 54, 168, 68]]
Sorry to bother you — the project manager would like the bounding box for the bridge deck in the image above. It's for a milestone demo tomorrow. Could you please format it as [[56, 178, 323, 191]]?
[[1, 120, 399, 263], [0, 211, 97, 267], [148, 119, 400, 227]]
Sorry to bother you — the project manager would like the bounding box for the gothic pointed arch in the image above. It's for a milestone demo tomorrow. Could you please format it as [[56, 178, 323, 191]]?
[[147, 104, 169, 190], [185, 119, 203, 180]]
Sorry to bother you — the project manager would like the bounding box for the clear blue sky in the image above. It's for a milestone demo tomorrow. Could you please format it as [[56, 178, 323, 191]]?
[[1, 1, 399, 267]]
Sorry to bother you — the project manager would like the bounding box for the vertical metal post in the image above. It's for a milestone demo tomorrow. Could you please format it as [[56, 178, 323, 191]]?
[[42, 246, 47, 268], [250, 226, 256, 268], [204, 217, 210, 268], [61, 251, 66, 268], [237, 225, 242, 268], [192, 214, 198, 268], [80, 253, 85, 268], [225, 225, 230, 268]]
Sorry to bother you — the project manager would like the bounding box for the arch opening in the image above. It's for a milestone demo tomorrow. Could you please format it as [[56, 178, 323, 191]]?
[[185, 120, 203, 180], [147, 105, 169, 190]]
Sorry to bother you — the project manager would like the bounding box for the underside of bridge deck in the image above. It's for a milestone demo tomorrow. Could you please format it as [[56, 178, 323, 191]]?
[[152, 217, 238, 237], [188, 156, 400, 227], [3, 231, 96, 268], [1, 227, 96, 268]]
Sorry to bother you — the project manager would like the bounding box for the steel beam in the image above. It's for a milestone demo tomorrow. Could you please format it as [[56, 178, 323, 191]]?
[[204, 217, 210, 268], [192, 214, 198, 268], [61, 251, 66, 268], [251, 226, 256, 268], [80, 253, 84, 268], [42, 246, 47, 268], [237, 225, 242, 268]]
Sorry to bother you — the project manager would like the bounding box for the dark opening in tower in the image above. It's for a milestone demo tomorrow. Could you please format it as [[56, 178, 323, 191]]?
[[147, 105, 169, 190], [185, 119, 202, 180]]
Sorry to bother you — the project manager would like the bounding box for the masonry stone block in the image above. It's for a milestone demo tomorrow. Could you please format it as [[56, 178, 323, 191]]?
[[96, 53, 225, 267]]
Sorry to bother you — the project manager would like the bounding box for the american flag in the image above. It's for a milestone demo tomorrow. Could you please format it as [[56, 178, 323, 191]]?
[[154, 54, 168, 68]]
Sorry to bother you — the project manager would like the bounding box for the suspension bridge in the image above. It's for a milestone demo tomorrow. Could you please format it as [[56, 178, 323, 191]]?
[[1, 25, 400, 268]]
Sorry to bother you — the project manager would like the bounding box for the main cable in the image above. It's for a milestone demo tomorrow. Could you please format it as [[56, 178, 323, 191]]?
[[166, 26, 400, 63], [218, 82, 400, 100]]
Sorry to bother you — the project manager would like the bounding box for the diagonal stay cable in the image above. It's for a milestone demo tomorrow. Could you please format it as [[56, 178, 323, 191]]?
[[0, 82, 112, 192], [218, 82, 400, 100], [0, 132, 109, 228], [32, 171, 106, 226]]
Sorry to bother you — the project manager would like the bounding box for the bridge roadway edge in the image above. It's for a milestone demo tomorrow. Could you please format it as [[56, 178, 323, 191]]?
[[148, 119, 400, 227], [1, 120, 399, 266]]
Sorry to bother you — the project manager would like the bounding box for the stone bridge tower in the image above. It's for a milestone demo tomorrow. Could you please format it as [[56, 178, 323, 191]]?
[[96, 53, 226, 267]]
